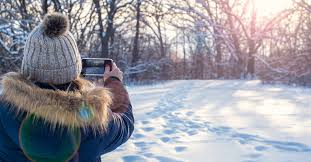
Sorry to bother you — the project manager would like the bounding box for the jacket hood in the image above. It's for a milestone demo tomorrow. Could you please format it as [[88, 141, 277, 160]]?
[[0, 72, 113, 132]]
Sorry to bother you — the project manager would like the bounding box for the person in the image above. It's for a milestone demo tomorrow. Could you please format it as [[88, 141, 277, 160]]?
[[0, 13, 134, 162]]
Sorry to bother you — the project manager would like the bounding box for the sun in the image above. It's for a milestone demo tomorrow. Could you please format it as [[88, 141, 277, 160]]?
[[253, 0, 293, 17]]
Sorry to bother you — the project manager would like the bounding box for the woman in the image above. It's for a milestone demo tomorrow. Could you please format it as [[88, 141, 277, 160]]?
[[0, 13, 134, 162]]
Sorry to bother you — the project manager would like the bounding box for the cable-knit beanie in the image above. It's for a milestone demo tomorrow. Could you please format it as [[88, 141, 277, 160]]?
[[21, 13, 82, 84]]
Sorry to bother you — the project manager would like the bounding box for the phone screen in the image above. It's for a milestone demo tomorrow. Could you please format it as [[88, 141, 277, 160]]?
[[81, 58, 113, 77]]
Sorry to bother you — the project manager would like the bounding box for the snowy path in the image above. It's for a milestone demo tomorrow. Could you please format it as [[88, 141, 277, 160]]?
[[103, 80, 311, 162]]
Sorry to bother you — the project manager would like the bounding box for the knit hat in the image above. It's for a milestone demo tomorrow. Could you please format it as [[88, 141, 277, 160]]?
[[21, 13, 82, 84]]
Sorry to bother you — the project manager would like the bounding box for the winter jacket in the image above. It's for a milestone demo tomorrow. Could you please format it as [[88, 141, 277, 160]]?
[[0, 72, 134, 162]]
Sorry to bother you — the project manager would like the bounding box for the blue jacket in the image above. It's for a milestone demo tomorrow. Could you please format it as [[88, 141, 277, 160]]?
[[0, 72, 134, 162]]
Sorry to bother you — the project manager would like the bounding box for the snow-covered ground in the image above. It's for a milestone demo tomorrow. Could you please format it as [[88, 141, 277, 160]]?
[[103, 80, 311, 162]]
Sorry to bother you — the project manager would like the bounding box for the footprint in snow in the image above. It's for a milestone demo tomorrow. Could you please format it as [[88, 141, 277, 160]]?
[[141, 120, 150, 124], [160, 137, 170, 143], [134, 141, 157, 150], [186, 111, 194, 116], [141, 127, 155, 132], [174, 146, 187, 152], [242, 160, 256, 162], [132, 133, 145, 139], [255, 145, 268, 151], [186, 130, 198, 136], [142, 152, 154, 158], [122, 155, 147, 162], [133, 141, 148, 149], [154, 156, 184, 162], [173, 112, 181, 115], [243, 153, 262, 159], [262, 140, 311, 152], [163, 129, 176, 135]]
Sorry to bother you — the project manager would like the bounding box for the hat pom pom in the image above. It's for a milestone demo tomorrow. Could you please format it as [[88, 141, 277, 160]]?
[[43, 13, 69, 37]]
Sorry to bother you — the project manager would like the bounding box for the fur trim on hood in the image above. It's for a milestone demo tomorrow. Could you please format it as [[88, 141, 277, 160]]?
[[0, 72, 113, 132]]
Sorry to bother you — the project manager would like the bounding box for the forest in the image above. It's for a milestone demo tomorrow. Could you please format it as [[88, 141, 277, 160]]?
[[1, 0, 311, 85]]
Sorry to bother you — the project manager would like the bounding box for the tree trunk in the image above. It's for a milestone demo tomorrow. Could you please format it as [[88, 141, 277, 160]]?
[[104, 0, 116, 58], [215, 29, 223, 78], [41, 0, 48, 15], [158, 27, 165, 58], [183, 31, 187, 79], [131, 0, 142, 80], [227, 12, 243, 78], [246, 8, 257, 78], [93, 0, 108, 58], [51, 0, 61, 12]]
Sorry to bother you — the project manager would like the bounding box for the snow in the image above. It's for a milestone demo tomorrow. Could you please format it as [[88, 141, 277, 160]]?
[[102, 80, 311, 162]]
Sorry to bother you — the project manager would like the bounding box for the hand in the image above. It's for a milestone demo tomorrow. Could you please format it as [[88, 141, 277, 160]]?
[[103, 62, 123, 82]]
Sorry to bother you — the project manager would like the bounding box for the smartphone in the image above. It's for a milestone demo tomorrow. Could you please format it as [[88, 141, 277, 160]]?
[[81, 58, 113, 77]]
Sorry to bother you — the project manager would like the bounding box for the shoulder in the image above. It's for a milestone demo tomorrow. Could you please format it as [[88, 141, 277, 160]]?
[[0, 97, 10, 113], [0, 98, 24, 121]]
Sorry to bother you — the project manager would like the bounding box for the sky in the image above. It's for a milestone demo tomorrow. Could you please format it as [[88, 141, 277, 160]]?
[[254, 0, 293, 17]]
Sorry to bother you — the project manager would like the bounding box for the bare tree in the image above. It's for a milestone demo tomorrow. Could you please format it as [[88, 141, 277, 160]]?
[[131, 0, 142, 80], [93, 0, 133, 58]]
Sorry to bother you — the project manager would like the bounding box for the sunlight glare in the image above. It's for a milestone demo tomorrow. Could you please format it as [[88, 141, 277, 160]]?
[[254, 0, 293, 17]]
